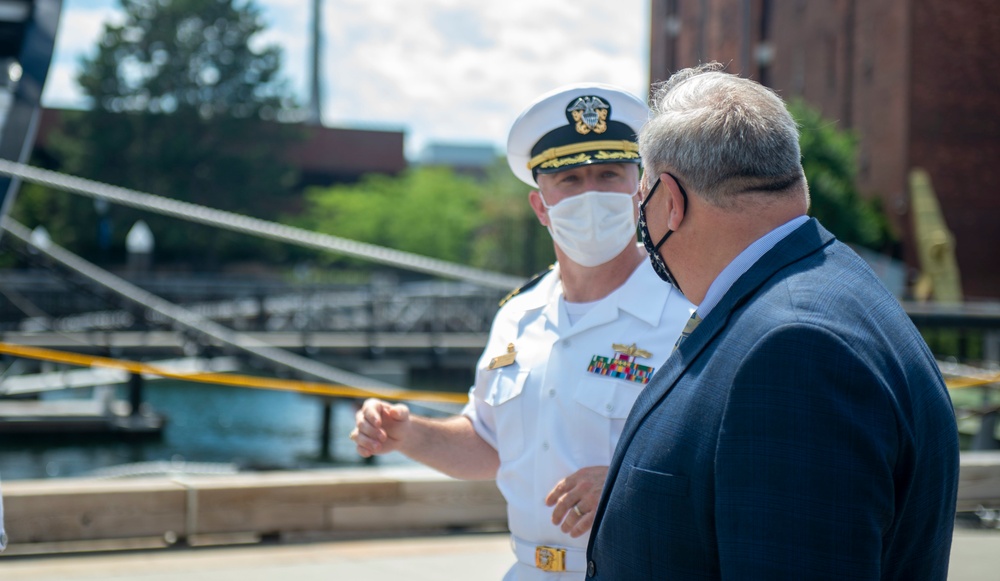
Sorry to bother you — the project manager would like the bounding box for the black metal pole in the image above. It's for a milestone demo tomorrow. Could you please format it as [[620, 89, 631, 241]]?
[[128, 372, 144, 417], [319, 398, 333, 460]]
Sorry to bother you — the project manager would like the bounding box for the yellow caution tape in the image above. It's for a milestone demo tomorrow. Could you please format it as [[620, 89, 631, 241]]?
[[2, 341, 995, 398], [0, 342, 468, 405], [943, 375, 1000, 390]]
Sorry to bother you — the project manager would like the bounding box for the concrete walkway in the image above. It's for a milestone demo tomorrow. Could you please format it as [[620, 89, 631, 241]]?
[[1, 529, 998, 580], [0, 532, 513, 581]]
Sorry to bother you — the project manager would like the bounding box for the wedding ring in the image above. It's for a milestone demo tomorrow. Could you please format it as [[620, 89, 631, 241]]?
[[573, 504, 583, 517]]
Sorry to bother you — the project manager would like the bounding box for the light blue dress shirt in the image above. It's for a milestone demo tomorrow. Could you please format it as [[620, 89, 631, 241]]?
[[697, 215, 809, 318]]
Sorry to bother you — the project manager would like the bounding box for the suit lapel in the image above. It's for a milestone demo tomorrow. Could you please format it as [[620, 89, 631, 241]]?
[[591, 219, 836, 532]]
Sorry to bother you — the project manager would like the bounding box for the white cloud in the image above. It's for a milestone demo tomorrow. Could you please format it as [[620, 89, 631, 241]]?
[[41, 0, 124, 108], [41, 0, 650, 157], [319, 0, 649, 155]]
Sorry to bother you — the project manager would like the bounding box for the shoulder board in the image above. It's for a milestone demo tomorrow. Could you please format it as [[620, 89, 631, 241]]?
[[498, 264, 555, 307]]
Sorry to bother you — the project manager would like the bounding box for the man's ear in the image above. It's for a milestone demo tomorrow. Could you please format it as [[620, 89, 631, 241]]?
[[661, 173, 687, 231], [528, 190, 549, 226]]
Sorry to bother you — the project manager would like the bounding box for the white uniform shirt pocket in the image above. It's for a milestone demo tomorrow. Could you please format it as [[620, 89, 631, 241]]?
[[474, 367, 530, 462], [574, 376, 646, 460]]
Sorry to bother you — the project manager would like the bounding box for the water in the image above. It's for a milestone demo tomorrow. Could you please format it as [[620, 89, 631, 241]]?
[[7, 377, 989, 481], [0, 380, 423, 481]]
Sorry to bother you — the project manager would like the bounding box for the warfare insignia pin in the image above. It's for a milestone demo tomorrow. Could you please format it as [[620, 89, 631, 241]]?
[[612, 342, 653, 359], [587, 343, 655, 384], [488, 343, 517, 370], [566, 95, 610, 135]]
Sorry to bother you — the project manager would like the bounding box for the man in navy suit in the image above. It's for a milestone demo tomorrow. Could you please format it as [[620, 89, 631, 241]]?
[[584, 63, 959, 579]]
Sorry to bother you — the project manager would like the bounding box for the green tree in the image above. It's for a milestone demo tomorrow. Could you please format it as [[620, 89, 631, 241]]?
[[16, 0, 302, 266], [299, 167, 486, 268], [790, 99, 895, 252], [471, 159, 555, 277], [298, 163, 555, 279]]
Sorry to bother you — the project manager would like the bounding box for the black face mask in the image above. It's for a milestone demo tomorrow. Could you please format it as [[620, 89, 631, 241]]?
[[638, 174, 688, 293]]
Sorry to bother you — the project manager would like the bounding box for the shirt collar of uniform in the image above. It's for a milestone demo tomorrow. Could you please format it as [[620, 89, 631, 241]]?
[[697, 215, 809, 318], [511, 255, 672, 328], [614, 258, 673, 326], [511, 263, 562, 312], [541, 257, 669, 327]]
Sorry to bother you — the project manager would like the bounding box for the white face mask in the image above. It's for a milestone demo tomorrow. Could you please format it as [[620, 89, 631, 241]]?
[[541, 190, 639, 267]]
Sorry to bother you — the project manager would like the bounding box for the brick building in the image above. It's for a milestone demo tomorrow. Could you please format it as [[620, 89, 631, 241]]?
[[649, 0, 1000, 299], [33, 108, 407, 190]]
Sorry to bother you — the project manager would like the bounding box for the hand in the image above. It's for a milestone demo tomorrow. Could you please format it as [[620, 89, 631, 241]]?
[[545, 465, 608, 538], [350, 398, 412, 458]]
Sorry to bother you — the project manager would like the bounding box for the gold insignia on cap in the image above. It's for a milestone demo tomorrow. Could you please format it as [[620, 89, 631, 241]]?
[[612, 343, 652, 359], [567, 96, 610, 134], [594, 150, 640, 162], [488, 343, 517, 370], [540, 153, 591, 170], [527, 140, 639, 171]]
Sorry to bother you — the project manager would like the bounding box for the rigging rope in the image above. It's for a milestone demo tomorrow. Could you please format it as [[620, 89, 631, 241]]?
[[0, 159, 524, 290], [1, 217, 460, 415]]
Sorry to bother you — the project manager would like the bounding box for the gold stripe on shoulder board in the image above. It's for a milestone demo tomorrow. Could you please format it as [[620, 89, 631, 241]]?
[[499, 264, 555, 307]]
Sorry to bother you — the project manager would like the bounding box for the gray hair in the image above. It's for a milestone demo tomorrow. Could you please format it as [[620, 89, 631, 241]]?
[[639, 63, 805, 208]]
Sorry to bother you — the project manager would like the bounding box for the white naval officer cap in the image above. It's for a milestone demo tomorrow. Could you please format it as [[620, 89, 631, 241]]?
[[506, 83, 650, 187]]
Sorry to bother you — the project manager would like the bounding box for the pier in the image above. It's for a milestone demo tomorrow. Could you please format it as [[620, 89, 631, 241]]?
[[1, 465, 508, 552], [0, 461, 998, 580]]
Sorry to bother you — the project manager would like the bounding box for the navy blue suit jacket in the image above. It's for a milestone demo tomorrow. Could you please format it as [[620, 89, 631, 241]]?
[[586, 220, 959, 579]]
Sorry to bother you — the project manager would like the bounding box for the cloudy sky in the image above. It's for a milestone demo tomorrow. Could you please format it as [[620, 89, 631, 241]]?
[[44, 0, 651, 158]]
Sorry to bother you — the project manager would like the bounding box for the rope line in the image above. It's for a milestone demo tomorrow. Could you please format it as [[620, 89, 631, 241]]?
[[0, 342, 467, 405], [0, 159, 524, 290], [0, 217, 460, 415]]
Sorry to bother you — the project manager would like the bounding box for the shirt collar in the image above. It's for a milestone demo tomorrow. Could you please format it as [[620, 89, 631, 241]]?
[[697, 215, 809, 318], [514, 258, 671, 328], [615, 258, 673, 326]]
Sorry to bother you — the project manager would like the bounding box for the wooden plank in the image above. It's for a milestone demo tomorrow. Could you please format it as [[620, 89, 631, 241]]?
[[330, 478, 506, 531], [181, 471, 402, 534], [4, 453, 989, 552], [957, 451, 1000, 512], [0, 467, 506, 549], [2, 478, 187, 543]]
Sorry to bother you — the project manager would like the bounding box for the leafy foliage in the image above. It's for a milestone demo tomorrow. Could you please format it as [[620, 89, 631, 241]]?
[[790, 99, 895, 251], [297, 162, 555, 278], [471, 160, 556, 277], [15, 0, 303, 267]]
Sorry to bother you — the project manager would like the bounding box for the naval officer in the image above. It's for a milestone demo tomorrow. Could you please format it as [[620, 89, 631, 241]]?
[[351, 83, 694, 580]]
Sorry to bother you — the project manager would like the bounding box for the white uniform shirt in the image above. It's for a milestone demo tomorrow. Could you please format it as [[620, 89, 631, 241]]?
[[463, 260, 694, 579]]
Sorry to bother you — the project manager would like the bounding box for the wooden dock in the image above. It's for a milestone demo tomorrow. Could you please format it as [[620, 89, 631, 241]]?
[[0, 399, 164, 436], [0, 454, 997, 556], [0, 465, 507, 555]]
